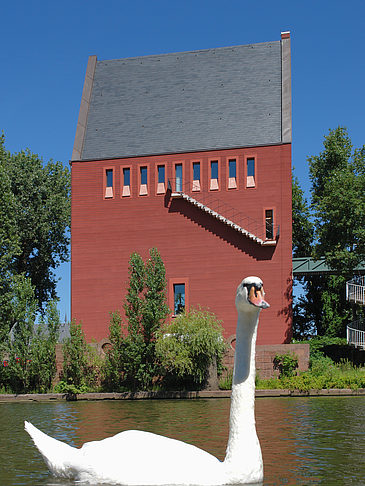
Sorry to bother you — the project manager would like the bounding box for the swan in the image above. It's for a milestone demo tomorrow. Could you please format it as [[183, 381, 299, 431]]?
[[25, 276, 269, 485]]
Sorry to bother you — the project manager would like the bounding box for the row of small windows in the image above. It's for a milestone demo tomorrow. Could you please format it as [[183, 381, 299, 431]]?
[[104, 158, 256, 199]]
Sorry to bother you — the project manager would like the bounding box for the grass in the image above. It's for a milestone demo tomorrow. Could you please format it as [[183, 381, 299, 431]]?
[[219, 358, 365, 392]]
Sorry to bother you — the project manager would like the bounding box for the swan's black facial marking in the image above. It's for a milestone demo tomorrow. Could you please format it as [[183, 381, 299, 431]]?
[[241, 281, 269, 309]]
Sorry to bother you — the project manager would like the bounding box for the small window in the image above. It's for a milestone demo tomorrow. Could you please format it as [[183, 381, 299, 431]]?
[[192, 162, 200, 191], [140, 166, 148, 195], [158, 165, 165, 183], [228, 159, 237, 189], [157, 165, 165, 194], [122, 167, 131, 197], [105, 169, 113, 198], [210, 160, 219, 190], [247, 158, 255, 187], [175, 164, 182, 192], [265, 209, 274, 239], [174, 283, 185, 315]]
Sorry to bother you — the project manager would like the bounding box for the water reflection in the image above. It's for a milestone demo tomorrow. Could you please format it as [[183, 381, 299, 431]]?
[[0, 397, 364, 485]]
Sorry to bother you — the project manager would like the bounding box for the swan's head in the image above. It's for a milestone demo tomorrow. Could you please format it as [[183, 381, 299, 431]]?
[[235, 276, 270, 312]]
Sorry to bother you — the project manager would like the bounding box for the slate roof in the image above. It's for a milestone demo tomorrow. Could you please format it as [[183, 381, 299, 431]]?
[[77, 40, 285, 161]]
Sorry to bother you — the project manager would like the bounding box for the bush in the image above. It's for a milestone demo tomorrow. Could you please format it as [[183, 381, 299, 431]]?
[[273, 352, 298, 378], [156, 307, 227, 389], [61, 321, 101, 391]]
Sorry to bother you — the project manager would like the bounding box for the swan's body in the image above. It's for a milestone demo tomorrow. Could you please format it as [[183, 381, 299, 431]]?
[[25, 276, 269, 485]]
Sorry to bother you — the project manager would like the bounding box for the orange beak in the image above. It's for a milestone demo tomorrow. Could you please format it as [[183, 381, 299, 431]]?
[[248, 286, 270, 309]]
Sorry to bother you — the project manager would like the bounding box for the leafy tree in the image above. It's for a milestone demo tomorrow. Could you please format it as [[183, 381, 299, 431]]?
[[309, 127, 365, 274], [0, 280, 61, 393], [61, 321, 90, 388], [292, 173, 314, 257], [0, 134, 70, 311], [155, 307, 226, 389], [293, 127, 364, 338], [103, 249, 169, 391]]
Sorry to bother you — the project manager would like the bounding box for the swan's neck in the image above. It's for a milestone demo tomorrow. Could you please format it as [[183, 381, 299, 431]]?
[[224, 309, 262, 473]]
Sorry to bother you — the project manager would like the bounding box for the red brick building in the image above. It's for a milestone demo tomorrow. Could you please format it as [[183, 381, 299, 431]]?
[[71, 32, 293, 345]]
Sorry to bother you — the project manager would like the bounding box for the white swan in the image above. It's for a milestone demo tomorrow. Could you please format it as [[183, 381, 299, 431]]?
[[25, 276, 269, 485]]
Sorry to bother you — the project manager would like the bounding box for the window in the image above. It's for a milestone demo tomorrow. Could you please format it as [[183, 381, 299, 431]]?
[[210, 160, 219, 190], [173, 283, 185, 315], [192, 162, 201, 191], [228, 159, 237, 189], [247, 158, 255, 187], [104, 168, 114, 198], [175, 163, 182, 192], [122, 167, 131, 197], [139, 166, 148, 195], [265, 209, 274, 240], [157, 165, 165, 194]]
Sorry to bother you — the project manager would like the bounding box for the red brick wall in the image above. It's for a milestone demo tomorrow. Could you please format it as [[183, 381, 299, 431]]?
[[223, 343, 310, 380], [71, 144, 292, 344]]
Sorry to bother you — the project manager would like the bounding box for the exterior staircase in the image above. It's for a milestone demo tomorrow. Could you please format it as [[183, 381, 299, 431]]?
[[346, 276, 365, 349], [168, 179, 278, 246]]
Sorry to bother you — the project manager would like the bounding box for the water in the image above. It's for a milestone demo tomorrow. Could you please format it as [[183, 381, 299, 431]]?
[[0, 397, 364, 485]]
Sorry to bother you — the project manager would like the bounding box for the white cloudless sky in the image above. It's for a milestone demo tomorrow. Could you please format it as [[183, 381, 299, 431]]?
[[1, 0, 364, 321]]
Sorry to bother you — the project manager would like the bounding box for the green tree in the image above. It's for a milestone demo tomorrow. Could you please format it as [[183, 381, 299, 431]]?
[[309, 127, 365, 274], [293, 127, 364, 338], [61, 321, 90, 388], [155, 307, 226, 389], [104, 248, 170, 391], [292, 173, 314, 257], [0, 134, 70, 311]]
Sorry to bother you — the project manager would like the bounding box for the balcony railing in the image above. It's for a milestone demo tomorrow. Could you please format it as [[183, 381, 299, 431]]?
[[346, 276, 365, 305], [347, 319, 365, 350]]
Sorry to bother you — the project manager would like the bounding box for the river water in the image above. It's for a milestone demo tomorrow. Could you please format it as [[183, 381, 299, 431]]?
[[0, 397, 364, 485]]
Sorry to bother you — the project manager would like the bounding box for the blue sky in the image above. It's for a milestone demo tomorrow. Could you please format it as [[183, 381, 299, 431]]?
[[1, 0, 364, 320]]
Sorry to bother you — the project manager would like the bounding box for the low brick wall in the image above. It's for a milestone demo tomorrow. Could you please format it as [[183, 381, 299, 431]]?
[[223, 343, 310, 380], [55, 341, 310, 385]]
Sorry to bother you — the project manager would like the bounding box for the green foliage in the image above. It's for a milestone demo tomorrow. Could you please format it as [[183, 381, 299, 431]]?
[[103, 249, 169, 391], [53, 380, 89, 396], [309, 126, 365, 274], [256, 361, 365, 392], [293, 127, 364, 339], [219, 369, 233, 390], [26, 300, 61, 392], [0, 285, 61, 393], [0, 133, 70, 315], [155, 307, 227, 389], [292, 173, 314, 257], [273, 352, 298, 378], [61, 321, 100, 390]]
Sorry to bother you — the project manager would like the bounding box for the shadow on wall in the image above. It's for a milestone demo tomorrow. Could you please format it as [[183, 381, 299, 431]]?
[[277, 275, 293, 344], [168, 198, 276, 260]]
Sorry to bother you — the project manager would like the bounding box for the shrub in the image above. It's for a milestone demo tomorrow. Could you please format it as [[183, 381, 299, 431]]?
[[103, 249, 170, 391], [156, 307, 227, 389], [273, 352, 299, 378], [61, 321, 100, 391]]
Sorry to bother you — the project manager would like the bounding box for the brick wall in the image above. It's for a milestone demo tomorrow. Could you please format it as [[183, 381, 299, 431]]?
[[223, 343, 309, 380]]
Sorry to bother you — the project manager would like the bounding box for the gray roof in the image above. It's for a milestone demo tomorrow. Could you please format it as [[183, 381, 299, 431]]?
[[75, 40, 288, 161]]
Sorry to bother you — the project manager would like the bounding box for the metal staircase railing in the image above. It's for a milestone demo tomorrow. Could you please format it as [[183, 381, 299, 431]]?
[[167, 179, 278, 246], [346, 276, 365, 305], [346, 276, 365, 349]]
